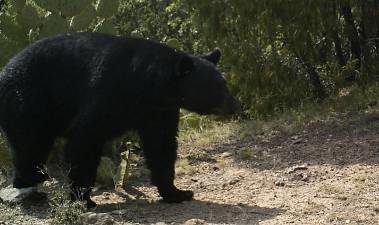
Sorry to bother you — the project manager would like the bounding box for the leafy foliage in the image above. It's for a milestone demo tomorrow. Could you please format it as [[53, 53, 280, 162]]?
[[115, 0, 203, 52], [184, 0, 379, 117], [0, 0, 121, 66], [115, 0, 379, 117]]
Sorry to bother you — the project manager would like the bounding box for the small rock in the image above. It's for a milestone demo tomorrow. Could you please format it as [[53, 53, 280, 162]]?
[[285, 164, 308, 174], [291, 173, 310, 182], [292, 139, 303, 145], [86, 213, 98, 223], [42, 179, 58, 187], [212, 166, 220, 171], [229, 177, 241, 185], [183, 219, 207, 225], [154, 222, 167, 225], [221, 152, 232, 158], [274, 177, 285, 186], [110, 209, 128, 216], [373, 206, 379, 213], [300, 173, 309, 182], [290, 135, 300, 140], [80, 212, 115, 225]]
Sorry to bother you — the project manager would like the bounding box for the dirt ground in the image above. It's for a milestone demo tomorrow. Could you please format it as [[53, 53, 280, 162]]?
[[0, 106, 378, 225]]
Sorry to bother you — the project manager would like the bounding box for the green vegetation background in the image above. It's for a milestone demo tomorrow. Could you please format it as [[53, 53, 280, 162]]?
[[0, 0, 378, 171]]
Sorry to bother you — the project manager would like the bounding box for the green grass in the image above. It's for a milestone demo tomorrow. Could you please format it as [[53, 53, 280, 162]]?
[[178, 83, 379, 147]]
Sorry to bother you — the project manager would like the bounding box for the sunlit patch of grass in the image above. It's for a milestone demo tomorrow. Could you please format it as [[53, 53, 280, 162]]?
[[237, 147, 257, 160], [175, 158, 196, 176], [178, 114, 240, 146]]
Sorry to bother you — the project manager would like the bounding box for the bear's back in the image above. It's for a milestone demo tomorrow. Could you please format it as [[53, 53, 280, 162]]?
[[0, 33, 181, 132]]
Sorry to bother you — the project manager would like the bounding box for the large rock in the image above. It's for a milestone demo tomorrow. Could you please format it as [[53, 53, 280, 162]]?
[[0, 185, 36, 203]]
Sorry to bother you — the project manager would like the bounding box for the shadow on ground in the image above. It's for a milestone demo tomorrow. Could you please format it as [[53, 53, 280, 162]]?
[[2, 192, 283, 225], [94, 198, 283, 225]]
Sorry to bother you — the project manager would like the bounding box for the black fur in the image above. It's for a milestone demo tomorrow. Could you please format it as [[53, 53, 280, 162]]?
[[0, 32, 240, 207]]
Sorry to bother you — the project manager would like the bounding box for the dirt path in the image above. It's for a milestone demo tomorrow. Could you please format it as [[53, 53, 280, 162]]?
[[1, 107, 378, 225]]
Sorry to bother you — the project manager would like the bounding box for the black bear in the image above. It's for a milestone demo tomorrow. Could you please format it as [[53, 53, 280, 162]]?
[[0, 32, 240, 207]]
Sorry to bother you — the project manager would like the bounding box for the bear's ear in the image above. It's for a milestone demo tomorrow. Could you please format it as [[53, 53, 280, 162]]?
[[176, 55, 194, 78], [200, 48, 221, 65]]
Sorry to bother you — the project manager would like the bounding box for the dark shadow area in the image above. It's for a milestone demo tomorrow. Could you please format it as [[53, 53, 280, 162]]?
[[94, 198, 284, 225], [18, 192, 50, 219], [1, 187, 283, 225]]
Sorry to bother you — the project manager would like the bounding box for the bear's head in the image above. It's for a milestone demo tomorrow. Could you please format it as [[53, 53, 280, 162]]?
[[174, 49, 241, 116]]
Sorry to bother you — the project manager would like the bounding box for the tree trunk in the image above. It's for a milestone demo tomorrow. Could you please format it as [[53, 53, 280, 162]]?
[[359, 0, 368, 61], [331, 1, 346, 66], [320, 1, 346, 66], [341, 2, 362, 66], [332, 31, 346, 66], [295, 52, 327, 101], [0, 0, 6, 12]]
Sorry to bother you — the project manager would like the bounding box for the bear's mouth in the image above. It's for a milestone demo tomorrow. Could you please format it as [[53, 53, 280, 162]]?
[[180, 95, 242, 116], [210, 95, 242, 116]]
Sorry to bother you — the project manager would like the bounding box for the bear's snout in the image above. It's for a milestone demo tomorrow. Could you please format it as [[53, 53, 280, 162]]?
[[213, 94, 242, 116]]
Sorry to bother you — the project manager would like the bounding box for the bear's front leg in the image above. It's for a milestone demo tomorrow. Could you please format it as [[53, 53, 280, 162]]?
[[64, 133, 105, 208], [139, 121, 193, 203]]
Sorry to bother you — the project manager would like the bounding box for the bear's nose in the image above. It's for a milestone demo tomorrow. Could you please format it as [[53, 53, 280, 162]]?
[[217, 95, 242, 115]]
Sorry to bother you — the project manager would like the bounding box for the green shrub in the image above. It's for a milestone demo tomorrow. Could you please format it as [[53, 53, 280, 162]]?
[[49, 186, 86, 225]]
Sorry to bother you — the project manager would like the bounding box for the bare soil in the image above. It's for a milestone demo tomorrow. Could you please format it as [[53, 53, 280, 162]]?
[[1, 106, 378, 225]]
